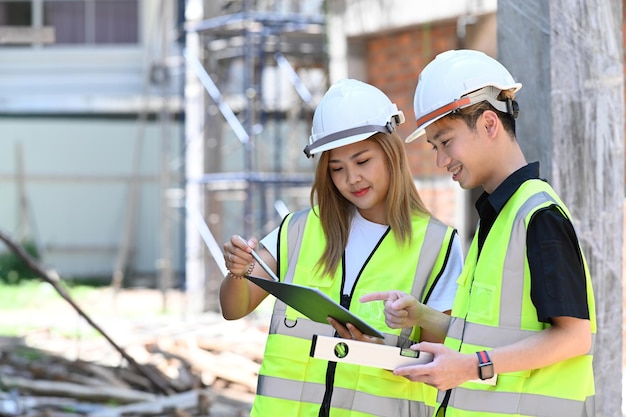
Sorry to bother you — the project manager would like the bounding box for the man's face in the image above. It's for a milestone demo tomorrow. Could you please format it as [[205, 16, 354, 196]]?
[[425, 116, 489, 191]]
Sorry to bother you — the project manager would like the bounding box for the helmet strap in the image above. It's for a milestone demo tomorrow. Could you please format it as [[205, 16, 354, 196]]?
[[506, 98, 519, 119]]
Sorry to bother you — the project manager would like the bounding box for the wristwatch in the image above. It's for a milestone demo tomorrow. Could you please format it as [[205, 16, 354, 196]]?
[[476, 350, 494, 380]]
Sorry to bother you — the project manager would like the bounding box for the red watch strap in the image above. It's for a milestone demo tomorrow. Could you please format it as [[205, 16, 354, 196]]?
[[477, 350, 491, 364]]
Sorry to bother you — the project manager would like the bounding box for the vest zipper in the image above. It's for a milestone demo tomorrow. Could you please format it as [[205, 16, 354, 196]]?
[[435, 389, 451, 416], [319, 291, 353, 416], [319, 361, 337, 417]]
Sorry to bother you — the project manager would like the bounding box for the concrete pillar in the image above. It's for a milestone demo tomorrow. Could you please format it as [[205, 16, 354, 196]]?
[[184, 0, 207, 315], [326, 0, 348, 83], [498, 1, 624, 416]]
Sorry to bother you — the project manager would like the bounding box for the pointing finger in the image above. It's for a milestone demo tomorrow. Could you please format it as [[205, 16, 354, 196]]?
[[359, 291, 395, 303]]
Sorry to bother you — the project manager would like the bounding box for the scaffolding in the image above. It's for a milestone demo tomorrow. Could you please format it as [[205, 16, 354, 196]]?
[[184, 0, 327, 313]]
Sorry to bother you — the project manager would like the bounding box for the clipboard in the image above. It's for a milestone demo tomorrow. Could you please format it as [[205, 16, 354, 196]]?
[[245, 275, 384, 338]]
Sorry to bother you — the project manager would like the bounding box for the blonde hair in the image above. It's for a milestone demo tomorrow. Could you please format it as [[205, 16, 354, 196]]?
[[310, 131, 430, 277]]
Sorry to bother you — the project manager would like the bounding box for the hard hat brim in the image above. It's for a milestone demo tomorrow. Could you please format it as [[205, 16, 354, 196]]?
[[305, 111, 405, 157], [406, 84, 522, 143], [405, 128, 426, 143]]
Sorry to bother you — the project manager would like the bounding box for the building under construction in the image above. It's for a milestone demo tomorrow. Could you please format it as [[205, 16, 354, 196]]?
[[183, 0, 329, 312], [0, 0, 499, 313], [184, 0, 498, 312]]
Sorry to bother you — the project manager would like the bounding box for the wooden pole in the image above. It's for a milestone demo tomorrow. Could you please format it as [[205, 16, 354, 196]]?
[[0, 228, 175, 396]]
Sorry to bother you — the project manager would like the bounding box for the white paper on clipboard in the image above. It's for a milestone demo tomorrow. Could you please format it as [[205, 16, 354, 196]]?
[[245, 275, 384, 339]]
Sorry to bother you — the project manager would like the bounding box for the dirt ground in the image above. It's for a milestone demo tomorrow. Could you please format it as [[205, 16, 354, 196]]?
[[7, 285, 266, 359], [2, 285, 265, 415], [4, 287, 186, 359]]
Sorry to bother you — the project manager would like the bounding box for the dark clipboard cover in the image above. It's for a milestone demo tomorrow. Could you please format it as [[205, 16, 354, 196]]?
[[245, 275, 384, 338]]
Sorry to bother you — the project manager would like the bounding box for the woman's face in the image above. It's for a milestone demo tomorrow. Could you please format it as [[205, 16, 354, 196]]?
[[327, 138, 390, 224]]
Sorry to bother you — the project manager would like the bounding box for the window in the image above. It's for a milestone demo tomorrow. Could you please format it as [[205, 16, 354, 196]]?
[[0, 1, 31, 25], [0, 0, 139, 45]]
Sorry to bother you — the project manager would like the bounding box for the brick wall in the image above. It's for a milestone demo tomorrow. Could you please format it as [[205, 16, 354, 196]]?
[[361, 19, 463, 227], [418, 184, 459, 230], [365, 19, 459, 178]]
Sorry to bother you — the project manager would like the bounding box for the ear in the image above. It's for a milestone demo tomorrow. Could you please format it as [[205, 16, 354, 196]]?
[[481, 110, 499, 138]]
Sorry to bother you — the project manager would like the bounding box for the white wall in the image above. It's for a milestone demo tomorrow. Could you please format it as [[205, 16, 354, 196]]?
[[0, 118, 183, 280], [0, 1, 185, 283]]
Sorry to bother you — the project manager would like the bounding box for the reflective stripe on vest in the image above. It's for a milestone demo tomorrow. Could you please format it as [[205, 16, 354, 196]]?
[[252, 208, 452, 417], [281, 208, 310, 284], [256, 375, 430, 416], [440, 181, 596, 417], [444, 387, 595, 416], [448, 316, 597, 354]]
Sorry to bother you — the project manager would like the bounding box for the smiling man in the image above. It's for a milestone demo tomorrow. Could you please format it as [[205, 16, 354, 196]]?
[[362, 49, 597, 417], [411, 48, 596, 417]]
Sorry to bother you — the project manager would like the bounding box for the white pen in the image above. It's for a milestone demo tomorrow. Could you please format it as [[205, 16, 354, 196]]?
[[239, 236, 279, 282]]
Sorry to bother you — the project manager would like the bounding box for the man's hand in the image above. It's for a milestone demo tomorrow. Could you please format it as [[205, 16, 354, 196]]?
[[393, 342, 476, 390], [359, 290, 420, 329], [360, 290, 451, 341]]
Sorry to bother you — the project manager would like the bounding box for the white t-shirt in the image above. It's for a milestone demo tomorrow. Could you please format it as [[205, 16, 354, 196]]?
[[260, 211, 462, 312]]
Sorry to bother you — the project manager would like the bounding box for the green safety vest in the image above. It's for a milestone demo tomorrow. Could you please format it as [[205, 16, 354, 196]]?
[[251, 208, 456, 417], [438, 179, 596, 417]]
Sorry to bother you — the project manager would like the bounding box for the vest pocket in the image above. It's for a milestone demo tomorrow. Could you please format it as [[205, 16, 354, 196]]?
[[466, 280, 498, 324], [355, 363, 414, 394], [263, 320, 330, 382], [352, 288, 385, 324]]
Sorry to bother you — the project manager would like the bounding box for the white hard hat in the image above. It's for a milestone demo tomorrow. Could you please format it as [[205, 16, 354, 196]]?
[[304, 79, 405, 157], [407, 49, 522, 142]]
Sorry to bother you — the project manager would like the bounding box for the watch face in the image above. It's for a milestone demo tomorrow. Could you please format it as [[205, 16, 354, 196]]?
[[479, 364, 494, 380]]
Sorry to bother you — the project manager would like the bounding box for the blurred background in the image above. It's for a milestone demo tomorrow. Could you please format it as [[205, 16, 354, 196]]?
[[0, 1, 624, 415], [0, 0, 501, 313]]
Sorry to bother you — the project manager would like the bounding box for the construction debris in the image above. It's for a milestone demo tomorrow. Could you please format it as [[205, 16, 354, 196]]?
[[0, 310, 265, 416], [0, 229, 271, 416]]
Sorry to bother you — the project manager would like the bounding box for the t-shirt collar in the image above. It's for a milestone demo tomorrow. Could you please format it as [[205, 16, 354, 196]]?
[[475, 161, 541, 215]]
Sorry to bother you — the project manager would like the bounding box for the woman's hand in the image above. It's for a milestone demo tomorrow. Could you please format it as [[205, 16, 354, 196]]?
[[327, 317, 384, 345], [223, 235, 258, 277], [393, 342, 475, 390], [220, 235, 276, 320]]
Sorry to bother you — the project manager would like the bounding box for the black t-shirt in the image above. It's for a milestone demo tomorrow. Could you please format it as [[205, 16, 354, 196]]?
[[474, 162, 590, 323]]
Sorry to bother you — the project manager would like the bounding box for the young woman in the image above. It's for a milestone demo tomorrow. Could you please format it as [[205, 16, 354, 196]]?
[[220, 79, 463, 417]]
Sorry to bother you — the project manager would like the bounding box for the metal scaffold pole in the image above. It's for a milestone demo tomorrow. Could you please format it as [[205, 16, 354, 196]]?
[[183, 0, 326, 313]]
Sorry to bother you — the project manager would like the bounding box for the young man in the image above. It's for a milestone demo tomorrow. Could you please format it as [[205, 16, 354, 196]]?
[[361, 49, 596, 417]]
